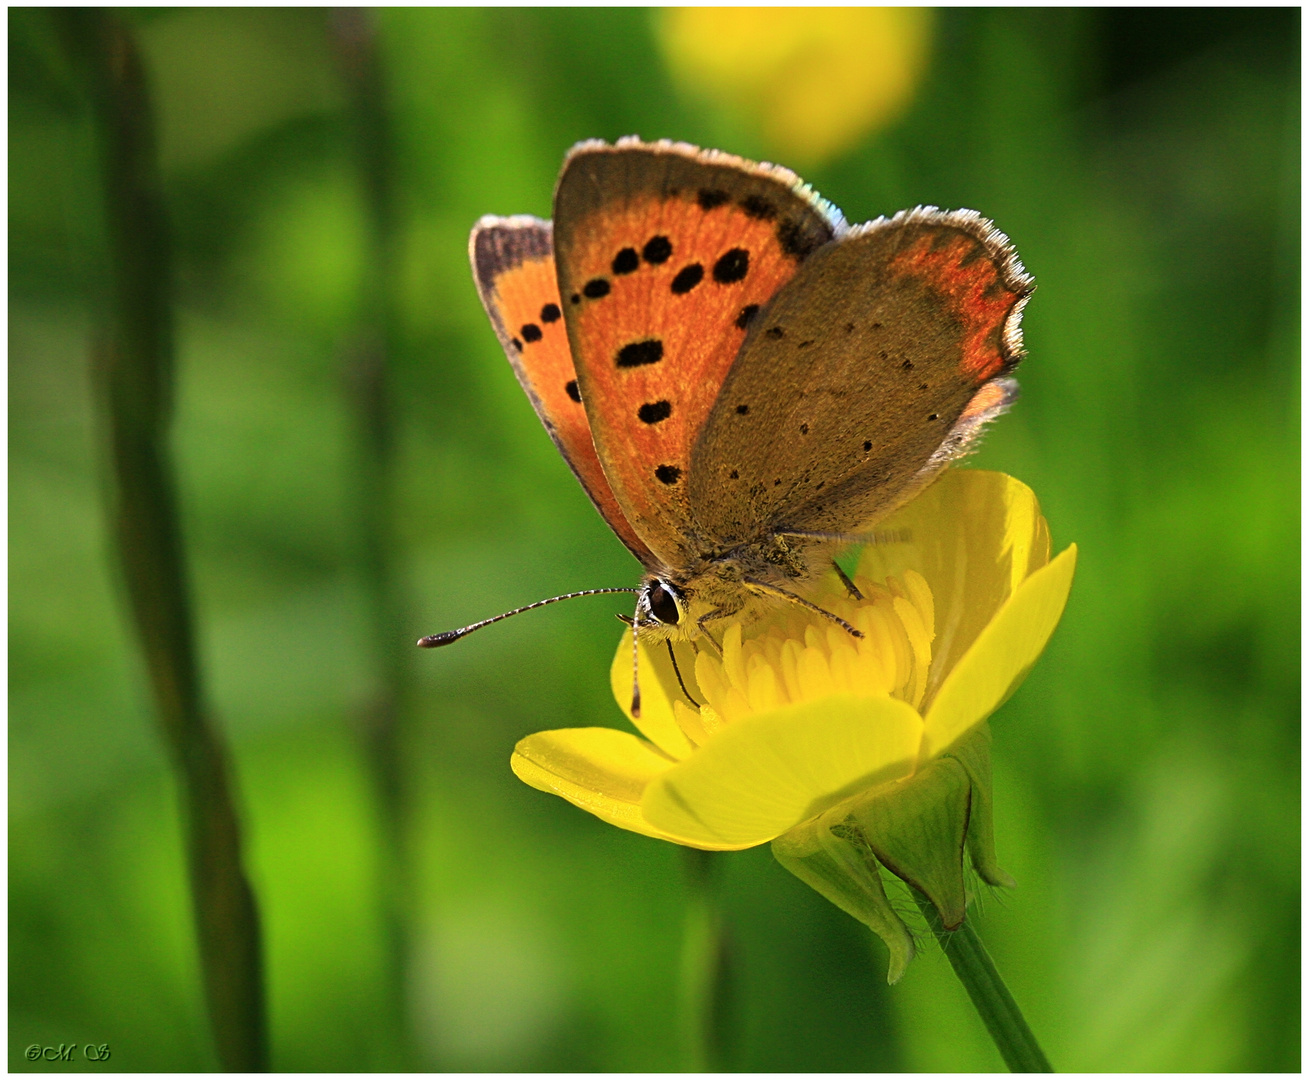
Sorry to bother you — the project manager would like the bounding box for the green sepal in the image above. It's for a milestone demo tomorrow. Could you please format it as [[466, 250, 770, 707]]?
[[849, 756, 972, 930], [772, 725, 1013, 980], [772, 808, 915, 983], [943, 723, 1015, 888]]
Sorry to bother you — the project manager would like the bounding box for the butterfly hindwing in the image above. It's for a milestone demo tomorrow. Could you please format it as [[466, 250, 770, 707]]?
[[470, 216, 654, 562], [551, 138, 844, 570], [689, 208, 1033, 546]]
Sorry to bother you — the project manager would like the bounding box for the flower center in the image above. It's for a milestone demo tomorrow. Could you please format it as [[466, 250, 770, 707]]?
[[676, 568, 936, 741]]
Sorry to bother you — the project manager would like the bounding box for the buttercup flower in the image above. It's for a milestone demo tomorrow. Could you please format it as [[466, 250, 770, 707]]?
[[512, 470, 1076, 978]]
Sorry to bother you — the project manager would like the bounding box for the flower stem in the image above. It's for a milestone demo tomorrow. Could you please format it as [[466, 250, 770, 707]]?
[[62, 9, 267, 1070], [913, 893, 1053, 1073], [679, 848, 731, 1072]]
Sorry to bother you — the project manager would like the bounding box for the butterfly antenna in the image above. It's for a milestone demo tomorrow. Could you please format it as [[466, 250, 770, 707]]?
[[742, 578, 864, 639], [630, 607, 642, 718], [832, 560, 864, 601], [665, 639, 701, 708], [417, 587, 638, 648]]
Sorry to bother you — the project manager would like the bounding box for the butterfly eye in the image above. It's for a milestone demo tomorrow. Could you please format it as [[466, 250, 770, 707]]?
[[647, 581, 683, 626]]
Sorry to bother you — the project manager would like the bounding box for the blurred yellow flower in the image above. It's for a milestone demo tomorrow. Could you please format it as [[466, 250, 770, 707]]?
[[657, 7, 934, 166], [512, 469, 1076, 853]]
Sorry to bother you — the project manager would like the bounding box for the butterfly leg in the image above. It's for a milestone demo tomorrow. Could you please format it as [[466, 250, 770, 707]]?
[[696, 631, 724, 659], [832, 560, 864, 601], [691, 610, 732, 658], [742, 578, 864, 639]]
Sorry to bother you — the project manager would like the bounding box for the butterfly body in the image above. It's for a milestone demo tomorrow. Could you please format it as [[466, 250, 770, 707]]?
[[466, 138, 1031, 655], [631, 533, 812, 645]]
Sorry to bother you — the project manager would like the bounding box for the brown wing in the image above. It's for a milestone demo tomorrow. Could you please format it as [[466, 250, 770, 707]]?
[[551, 137, 843, 572], [470, 216, 654, 563], [688, 208, 1033, 546]]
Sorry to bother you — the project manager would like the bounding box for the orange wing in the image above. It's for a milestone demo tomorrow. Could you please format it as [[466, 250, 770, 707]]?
[[470, 216, 654, 563], [551, 139, 843, 572]]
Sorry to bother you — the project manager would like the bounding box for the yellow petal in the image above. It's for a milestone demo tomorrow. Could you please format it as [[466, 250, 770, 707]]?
[[609, 636, 697, 760], [921, 544, 1077, 760], [859, 470, 1052, 704], [642, 695, 924, 848], [510, 727, 702, 845], [672, 699, 712, 747]]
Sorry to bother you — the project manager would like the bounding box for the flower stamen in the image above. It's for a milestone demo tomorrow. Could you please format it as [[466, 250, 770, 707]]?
[[686, 568, 938, 726]]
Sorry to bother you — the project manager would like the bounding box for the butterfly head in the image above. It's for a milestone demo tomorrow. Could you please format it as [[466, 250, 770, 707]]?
[[636, 576, 689, 634]]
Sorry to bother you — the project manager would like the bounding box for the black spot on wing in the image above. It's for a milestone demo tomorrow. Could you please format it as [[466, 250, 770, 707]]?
[[570, 293, 581, 304], [643, 235, 672, 264], [765, 326, 785, 340], [638, 400, 672, 424], [735, 304, 759, 329], [777, 217, 824, 260], [655, 464, 681, 485], [541, 302, 561, 323], [583, 278, 610, 299], [612, 247, 639, 274], [616, 339, 664, 368], [698, 188, 729, 210], [511, 338, 523, 352], [713, 248, 749, 284], [863, 440, 873, 451], [565, 380, 581, 403], [521, 323, 542, 343], [735, 404, 749, 415], [740, 194, 777, 220], [671, 264, 704, 294]]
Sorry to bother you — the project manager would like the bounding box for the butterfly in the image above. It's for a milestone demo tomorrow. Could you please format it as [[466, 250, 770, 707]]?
[[421, 137, 1032, 715]]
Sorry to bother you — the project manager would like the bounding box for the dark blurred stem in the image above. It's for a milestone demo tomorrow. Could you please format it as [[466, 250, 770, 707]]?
[[330, 9, 415, 1067], [679, 848, 732, 1072], [913, 892, 1053, 1073], [62, 10, 267, 1072]]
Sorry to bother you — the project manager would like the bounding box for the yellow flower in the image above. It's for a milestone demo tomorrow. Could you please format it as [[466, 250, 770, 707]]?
[[657, 7, 934, 166], [512, 470, 1076, 856]]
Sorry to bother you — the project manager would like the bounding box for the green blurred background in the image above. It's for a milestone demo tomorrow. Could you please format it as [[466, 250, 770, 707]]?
[[9, 7, 1299, 1072]]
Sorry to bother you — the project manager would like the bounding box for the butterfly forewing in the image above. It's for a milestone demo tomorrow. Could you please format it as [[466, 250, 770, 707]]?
[[470, 216, 654, 562], [689, 209, 1033, 546], [552, 138, 843, 570]]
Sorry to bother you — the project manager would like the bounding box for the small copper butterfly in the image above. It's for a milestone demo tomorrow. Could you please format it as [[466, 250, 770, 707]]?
[[421, 138, 1032, 714]]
